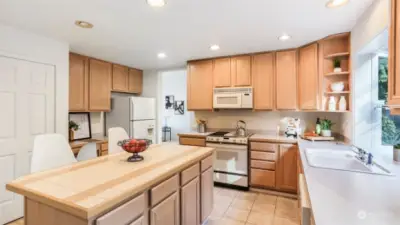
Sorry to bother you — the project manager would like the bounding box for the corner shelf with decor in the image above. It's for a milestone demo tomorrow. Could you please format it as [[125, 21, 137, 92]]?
[[318, 33, 351, 112]]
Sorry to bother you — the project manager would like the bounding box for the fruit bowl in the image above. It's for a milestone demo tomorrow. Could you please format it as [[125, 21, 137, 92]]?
[[117, 139, 152, 162]]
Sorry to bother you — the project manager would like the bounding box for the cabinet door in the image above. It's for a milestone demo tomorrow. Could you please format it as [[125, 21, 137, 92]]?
[[276, 144, 298, 192], [112, 64, 129, 92], [213, 57, 231, 87], [150, 192, 179, 225], [69, 53, 88, 111], [299, 43, 319, 110], [181, 177, 200, 225], [276, 50, 298, 110], [389, 0, 400, 114], [250, 169, 275, 188], [187, 60, 213, 110], [129, 68, 143, 94], [252, 53, 275, 110], [201, 167, 213, 223], [129, 216, 145, 225], [89, 59, 112, 111], [231, 56, 251, 86]]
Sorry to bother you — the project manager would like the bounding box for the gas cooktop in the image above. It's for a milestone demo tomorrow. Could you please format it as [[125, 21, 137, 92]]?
[[206, 131, 252, 145]]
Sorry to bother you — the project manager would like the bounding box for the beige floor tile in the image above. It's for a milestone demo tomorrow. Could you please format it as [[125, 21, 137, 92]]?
[[275, 197, 298, 219], [204, 216, 223, 225], [236, 191, 258, 201], [231, 198, 255, 211], [6, 219, 24, 225], [246, 211, 274, 225], [251, 202, 276, 214], [255, 194, 277, 205], [272, 216, 299, 225], [219, 217, 246, 225], [225, 207, 250, 222], [211, 203, 231, 218], [219, 188, 240, 198], [215, 195, 234, 208]]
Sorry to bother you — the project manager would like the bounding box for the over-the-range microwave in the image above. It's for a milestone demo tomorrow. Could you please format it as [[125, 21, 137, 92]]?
[[213, 87, 253, 109]]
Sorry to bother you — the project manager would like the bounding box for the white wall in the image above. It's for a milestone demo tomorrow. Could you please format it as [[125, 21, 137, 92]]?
[[160, 69, 194, 141], [0, 24, 69, 137]]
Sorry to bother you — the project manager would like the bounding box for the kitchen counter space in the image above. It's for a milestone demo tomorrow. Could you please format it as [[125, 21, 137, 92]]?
[[6, 143, 214, 220], [298, 140, 400, 225], [178, 132, 214, 138], [249, 134, 298, 144]]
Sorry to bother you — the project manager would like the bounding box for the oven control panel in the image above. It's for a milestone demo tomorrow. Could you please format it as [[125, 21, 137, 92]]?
[[206, 136, 248, 145]]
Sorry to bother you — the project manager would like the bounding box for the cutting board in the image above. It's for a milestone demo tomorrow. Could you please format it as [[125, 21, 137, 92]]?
[[301, 135, 335, 141]]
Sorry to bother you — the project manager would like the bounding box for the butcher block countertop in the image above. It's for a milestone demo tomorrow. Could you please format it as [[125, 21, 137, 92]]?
[[6, 144, 214, 220]]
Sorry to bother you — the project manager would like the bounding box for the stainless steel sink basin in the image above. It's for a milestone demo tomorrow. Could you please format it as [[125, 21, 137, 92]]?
[[305, 148, 394, 176]]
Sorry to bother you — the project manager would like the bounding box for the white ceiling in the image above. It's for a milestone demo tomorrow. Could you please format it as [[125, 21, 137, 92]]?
[[0, 0, 374, 70]]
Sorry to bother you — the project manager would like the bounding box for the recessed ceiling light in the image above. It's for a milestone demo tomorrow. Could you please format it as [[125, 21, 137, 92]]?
[[210, 45, 220, 51], [278, 34, 291, 41], [75, 20, 93, 29], [326, 0, 349, 8], [147, 0, 166, 7], [157, 52, 167, 59]]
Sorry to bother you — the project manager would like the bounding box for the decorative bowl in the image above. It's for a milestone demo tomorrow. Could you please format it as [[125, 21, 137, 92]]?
[[330, 82, 344, 92], [117, 139, 152, 162]]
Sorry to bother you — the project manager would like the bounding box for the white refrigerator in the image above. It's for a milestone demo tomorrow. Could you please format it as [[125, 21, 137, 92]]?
[[106, 96, 156, 144]]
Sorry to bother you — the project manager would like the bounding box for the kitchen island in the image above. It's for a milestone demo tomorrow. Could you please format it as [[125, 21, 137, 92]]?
[[7, 143, 214, 225]]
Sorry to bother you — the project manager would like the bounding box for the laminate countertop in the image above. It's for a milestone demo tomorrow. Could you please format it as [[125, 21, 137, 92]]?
[[249, 134, 298, 144], [298, 140, 400, 225], [177, 132, 214, 138], [6, 143, 214, 220]]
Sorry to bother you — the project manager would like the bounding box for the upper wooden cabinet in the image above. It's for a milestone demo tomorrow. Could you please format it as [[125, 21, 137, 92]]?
[[276, 144, 298, 192], [389, 0, 400, 114], [231, 56, 252, 86], [69, 53, 88, 111], [89, 59, 112, 111], [112, 64, 129, 92], [187, 60, 213, 110], [252, 53, 275, 110], [276, 50, 298, 110], [213, 57, 232, 87], [129, 68, 143, 94], [299, 43, 319, 110]]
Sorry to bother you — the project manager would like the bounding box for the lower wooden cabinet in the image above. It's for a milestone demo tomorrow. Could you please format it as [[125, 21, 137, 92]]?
[[181, 177, 200, 225], [179, 137, 206, 147], [129, 216, 145, 225], [276, 144, 298, 192], [250, 168, 275, 188], [150, 192, 180, 225], [201, 167, 213, 223]]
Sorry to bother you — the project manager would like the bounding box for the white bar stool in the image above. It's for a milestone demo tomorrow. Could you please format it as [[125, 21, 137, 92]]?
[[108, 127, 129, 154], [76, 142, 98, 161]]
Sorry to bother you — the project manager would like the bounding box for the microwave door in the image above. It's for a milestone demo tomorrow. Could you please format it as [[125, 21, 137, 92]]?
[[213, 93, 242, 108]]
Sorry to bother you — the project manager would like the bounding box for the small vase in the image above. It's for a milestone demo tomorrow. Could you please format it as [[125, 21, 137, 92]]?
[[321, 130, 332, 137], [394, 147, 400, 162], [328, 96, 336, 111], [339, 96, 347, 111], [334, 67, 342, 73]]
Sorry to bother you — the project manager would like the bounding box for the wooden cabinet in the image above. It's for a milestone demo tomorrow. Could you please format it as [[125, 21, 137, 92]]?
[[213, 57, 232, 87], [129, 68, 143, 94], [69, 53, 88, 111], [299, 43, 319, 110], [231, 56, 252, 86], [276, 144, 298, 192], [389, 0, 400, 114], [112, 64, 129, 92], [150, 192, 180, 225], [252, 53, 275, 110], [88, 59, 112, 111], [251, 168, 276, 188], [200, 167, 213, 223], [179, 137, 206, 146], [187, 60, 213, 110], [129, 216, 145, 225], [181, 177, 200, 225], [276, 50, 298, 110]]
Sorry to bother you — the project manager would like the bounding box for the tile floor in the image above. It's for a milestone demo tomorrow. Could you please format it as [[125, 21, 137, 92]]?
[[6, 187, 299, 225]]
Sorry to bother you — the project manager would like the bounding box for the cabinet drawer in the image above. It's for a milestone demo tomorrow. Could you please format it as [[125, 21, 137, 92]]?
[[181, 163, 200, 185], [250, 169, 275, 188], [251, 160, 275, 170], [97, 193, 145, 225], [250, 151, 276, 161], [151, 174, 179, 206], [250, 142, 277, 152], [201, 155, 213, 172], [101, 143, 108, 150], [180, 137, 205, 146]]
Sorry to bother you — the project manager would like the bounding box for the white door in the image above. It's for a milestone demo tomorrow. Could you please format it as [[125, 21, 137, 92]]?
[[0, 56, 55, 224], [131, 120, 156, 144], [130, 97, 155, 120]]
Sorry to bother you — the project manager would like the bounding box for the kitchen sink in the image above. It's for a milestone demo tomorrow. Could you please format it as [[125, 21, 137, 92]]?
[[305, 148, 394, 176]]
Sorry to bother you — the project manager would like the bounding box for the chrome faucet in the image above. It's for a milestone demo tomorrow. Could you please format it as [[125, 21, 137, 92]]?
[[352, 145, 373, 165]]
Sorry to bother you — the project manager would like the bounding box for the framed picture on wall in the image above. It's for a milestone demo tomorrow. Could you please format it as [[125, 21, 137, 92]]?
[[174, 100, 185, 115], [69, 112, 92, 141], [165, 95, 174, 110]]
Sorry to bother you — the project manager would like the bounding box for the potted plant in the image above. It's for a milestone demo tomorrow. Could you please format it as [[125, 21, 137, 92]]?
[[386, 133, 400, 162], [333, 58, 342, 73], [69, 120, 79, 141], [394, 143, 400, 162], [320, 119, 334, 137]]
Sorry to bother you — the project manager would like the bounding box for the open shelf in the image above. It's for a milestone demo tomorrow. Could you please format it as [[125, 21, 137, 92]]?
[[325, 91, 350, 94], [325, 71, 350, 76], [324, 52, 350, 59]]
